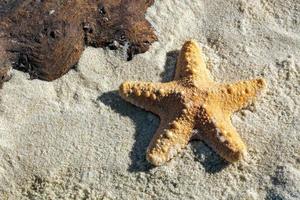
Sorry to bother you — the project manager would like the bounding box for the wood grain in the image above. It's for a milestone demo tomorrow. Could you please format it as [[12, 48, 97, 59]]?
[[0, 0, 157, 85]]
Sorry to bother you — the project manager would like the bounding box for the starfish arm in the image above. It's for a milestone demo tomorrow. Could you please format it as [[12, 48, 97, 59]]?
[[146, 116, 195, 166], [196, 111, 247, 162], [119, 81, 174, 114], [174, 40, 213, 83], [213, 78, 266, 113]]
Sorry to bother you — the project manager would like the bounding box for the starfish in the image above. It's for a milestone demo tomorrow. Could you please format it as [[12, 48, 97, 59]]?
[[119, 40, 266, 166], [0, 0, 157, 85]]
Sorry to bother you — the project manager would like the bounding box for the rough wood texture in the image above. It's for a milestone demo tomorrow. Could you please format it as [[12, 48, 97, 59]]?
[[0, 0, 157, 84]]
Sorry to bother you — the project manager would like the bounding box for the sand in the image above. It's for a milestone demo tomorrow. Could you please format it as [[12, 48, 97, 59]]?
[[0, 0, 299, 199]]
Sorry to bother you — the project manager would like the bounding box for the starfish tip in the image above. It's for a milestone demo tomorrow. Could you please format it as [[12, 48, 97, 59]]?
[[182, 39, 200, 50], [256, 78, 267, 89], [227, 148, 248, 163], [119, 81, 131, 96], [146, 152, 164, 166]]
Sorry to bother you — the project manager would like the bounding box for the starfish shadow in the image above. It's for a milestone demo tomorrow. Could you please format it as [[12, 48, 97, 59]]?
[[190, 141, 229, 174], [97, 90, 159, 172], [160, 50, 179, 82]]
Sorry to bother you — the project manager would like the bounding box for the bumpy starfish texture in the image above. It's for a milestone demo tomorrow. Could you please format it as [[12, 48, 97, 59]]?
[[119, 40, 266, 166]]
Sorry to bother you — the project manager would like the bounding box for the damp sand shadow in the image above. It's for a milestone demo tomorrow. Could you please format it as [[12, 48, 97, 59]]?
[[190, 141, 229, 173], [98, 91, 158, 172], [160, 50, 179, 82], [98, 50, 229, 173]]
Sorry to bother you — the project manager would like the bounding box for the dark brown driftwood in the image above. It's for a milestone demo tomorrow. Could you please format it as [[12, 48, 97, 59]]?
[[0, 0, 157, 85]]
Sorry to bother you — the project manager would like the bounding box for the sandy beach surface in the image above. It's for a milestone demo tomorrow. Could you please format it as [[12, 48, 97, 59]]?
[[0, 0, 299, 199]]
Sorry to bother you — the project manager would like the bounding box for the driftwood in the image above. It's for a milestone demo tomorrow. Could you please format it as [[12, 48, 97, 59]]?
[[0, 0, 157, 85]]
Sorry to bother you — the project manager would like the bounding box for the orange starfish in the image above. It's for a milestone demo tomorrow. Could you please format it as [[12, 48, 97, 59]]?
[[119, 40, 266, 166]]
